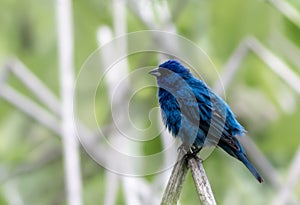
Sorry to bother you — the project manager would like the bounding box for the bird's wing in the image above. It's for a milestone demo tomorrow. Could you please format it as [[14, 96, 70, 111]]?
[[180, 86, 238, 149], [211, 104, 242, 155], [177, 81, 213, 124], [175, 80, 242, 150], [203, 108, 232, 147]]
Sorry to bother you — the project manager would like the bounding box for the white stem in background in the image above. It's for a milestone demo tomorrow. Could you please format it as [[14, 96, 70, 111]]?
[[268, 0, 300, 28], [103, 172, 119, 205], [272, 147, 300, 205], [0, 85, 60, 135], [3, 180, 24, 205], [56, 0, 82, 205], [8, 59, 61, 115], [247, 37, 300, 96], [213, 40, 248, 95]]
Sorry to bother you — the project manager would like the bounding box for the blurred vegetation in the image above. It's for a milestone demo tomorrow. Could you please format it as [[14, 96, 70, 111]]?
[[0, 0, 300, 205]]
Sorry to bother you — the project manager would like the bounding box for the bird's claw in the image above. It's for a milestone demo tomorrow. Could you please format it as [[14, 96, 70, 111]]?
[[191, 145, 202, 154]]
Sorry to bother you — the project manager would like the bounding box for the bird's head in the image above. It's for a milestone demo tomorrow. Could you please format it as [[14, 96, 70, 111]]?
[[148, 59, 191, 81]]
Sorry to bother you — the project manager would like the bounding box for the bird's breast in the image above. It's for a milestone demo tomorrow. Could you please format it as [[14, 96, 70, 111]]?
[[158, 91, 182, 136]]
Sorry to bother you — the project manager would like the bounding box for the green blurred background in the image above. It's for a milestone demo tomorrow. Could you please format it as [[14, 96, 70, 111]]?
[[0, 0, 300, 204]]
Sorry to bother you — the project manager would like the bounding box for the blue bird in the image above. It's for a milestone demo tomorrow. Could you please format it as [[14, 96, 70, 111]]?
[[149, 59, 263, 183]]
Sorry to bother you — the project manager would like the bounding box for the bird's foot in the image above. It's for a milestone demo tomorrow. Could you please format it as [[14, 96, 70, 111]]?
[[177, 144, 190, 154], [184, 151, 196, 161], [177, 144, 201, 153], [177, 144, 202, 162], [191, 145, 202, 154]]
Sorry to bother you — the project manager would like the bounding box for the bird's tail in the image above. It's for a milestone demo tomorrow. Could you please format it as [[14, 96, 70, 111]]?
[[237, 152, 264, 183], [218, 136, 264, 183]]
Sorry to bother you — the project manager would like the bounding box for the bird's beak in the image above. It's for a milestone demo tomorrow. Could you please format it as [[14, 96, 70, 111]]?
[[148, 68, 161, 77]]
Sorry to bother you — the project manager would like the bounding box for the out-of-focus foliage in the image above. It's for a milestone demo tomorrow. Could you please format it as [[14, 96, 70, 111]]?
[[0, 0, 299, 205]]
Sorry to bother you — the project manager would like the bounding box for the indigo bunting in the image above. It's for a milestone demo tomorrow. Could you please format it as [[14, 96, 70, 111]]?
[[149, 59, 263, 183]]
